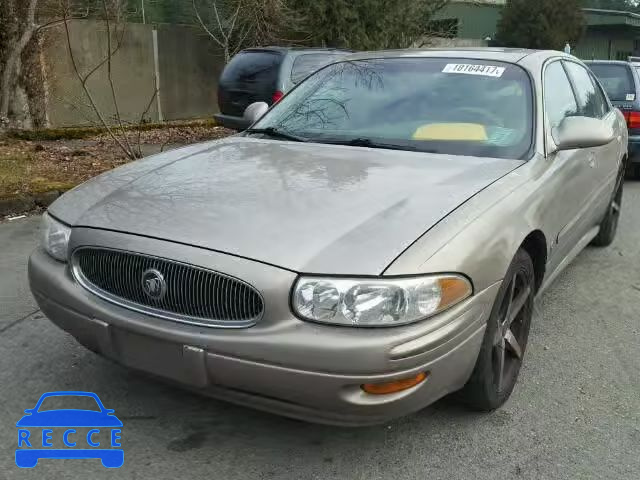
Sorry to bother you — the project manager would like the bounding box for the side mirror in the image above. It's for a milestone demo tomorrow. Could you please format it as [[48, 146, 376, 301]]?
[[24, 409, 33, 414], [552, 116, 614, 151], [243, 102, 269, 125]]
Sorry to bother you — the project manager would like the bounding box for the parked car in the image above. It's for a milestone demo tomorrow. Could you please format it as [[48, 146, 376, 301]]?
[[30, 48, 627, 426], [214, 47, 352, 130], [586, 60, 640, 178]]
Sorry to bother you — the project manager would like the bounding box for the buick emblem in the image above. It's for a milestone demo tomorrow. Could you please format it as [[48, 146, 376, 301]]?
[[141, 268, 167, 300]]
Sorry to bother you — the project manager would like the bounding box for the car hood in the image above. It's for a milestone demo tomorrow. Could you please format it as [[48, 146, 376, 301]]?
[[16, 410, 123, 427], [50, 137, 522, 275]]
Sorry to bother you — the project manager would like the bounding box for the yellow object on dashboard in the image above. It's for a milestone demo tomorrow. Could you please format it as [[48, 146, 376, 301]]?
[[412, 123, 488, 141]]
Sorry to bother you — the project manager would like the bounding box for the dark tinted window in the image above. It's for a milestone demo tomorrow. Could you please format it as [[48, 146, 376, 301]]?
[[565, 62, 607, 118], [38, 395, 101, 412], [589, 72, 611, 114], [544, 62, 579, 128], [588, 63, 635, 101], [256, 58, 534, 160], [220, 51, 282, 88], [291, 54, 340, 84]]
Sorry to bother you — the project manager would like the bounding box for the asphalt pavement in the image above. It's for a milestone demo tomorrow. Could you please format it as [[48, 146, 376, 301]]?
[[1, 184, 639, 479]]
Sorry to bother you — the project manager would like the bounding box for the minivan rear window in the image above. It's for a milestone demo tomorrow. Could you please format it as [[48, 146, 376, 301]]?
[[291, 54, 339, 84], [219, 51, 282, 88], [589, 63, 634, 101]]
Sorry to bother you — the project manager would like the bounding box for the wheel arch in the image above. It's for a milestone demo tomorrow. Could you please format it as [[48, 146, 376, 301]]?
[[519, 230, 547, 293]]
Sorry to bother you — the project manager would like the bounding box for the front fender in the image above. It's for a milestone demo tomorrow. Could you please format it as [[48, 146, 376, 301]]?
[[384, 157, 548, 294]]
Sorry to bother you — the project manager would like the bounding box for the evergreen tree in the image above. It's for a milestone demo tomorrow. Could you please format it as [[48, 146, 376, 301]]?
[[293, 0, 449, 50], [497, 0, 586, 50]]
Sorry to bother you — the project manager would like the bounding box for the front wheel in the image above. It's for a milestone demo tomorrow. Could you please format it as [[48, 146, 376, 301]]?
[[591, 179, 623, 247], [458, 248, 535, 411], [625, 162, 640, 180]]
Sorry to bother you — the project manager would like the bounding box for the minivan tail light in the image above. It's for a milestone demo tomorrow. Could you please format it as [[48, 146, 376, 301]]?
[[272, 90, 284, 104], [625, 110, 640, 129]]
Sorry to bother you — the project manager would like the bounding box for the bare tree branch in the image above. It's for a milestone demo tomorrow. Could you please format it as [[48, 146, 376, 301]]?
[[193, 0, 307, 63], [101, 0, 134, 156], [135, 83, 159, 157], [61, 4, 133, 158], [192, 0, 225, 49]]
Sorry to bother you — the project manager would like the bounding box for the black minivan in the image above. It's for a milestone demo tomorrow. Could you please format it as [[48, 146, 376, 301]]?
[[586, 60, 640, 178], [215, 47, 352, 130]]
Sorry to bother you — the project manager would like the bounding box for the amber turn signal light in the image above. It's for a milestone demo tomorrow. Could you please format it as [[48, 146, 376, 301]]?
[[362, 372, 428, 395]]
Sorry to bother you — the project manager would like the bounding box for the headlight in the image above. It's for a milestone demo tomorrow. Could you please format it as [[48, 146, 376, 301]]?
[[41, 213, 71, 262], [292, 275, 472, 327]]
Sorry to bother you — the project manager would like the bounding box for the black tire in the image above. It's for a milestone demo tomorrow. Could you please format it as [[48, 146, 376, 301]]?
[[458, 248, 535, 411], [591, 179, 623, 247], [625, 162, 640, 180]]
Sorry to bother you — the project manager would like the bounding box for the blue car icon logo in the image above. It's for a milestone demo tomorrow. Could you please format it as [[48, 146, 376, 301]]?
[[16, 391, 123, 468]]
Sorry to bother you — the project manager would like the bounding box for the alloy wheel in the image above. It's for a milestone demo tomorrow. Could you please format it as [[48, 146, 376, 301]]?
[[492, 270, 532, 393], [610, 183, 622, 233]]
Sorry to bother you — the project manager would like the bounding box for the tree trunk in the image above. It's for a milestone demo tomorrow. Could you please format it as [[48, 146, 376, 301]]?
[[0, 0, 39, 125]]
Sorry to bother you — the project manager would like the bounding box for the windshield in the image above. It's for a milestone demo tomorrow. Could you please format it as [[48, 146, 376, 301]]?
[[37, 395, 101, 412], [588, 63, 635, 102], [252, 58, 533, 159]]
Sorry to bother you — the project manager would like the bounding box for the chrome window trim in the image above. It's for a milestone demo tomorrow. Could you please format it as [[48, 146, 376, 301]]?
[[70, 246, 264, 329]]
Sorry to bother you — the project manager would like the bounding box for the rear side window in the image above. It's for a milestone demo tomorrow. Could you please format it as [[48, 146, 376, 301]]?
[[544, 62, 579, 128], [588, 63, 635, 101], [291, 54, 339, 84], [564, 62, 608, 118], [220, 51, 282, 88]]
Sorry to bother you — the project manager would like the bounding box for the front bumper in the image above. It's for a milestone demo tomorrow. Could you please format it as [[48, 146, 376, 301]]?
[[29, 233, 498, 426]]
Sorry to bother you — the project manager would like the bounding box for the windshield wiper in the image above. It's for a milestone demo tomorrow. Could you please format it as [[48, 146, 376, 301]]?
[[321, 137, 422, 152], [244, 127, 308, 143]]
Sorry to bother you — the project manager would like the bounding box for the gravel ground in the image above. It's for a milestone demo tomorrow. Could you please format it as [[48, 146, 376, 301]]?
[[0, 184, 639, 480]]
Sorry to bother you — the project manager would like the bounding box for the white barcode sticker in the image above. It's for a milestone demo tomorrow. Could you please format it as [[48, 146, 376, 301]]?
[[626, 93, 636, 101], [442, 63, 506, 78]]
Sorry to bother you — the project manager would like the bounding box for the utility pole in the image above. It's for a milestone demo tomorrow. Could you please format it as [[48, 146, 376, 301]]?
[[141, 0, 146, 24]]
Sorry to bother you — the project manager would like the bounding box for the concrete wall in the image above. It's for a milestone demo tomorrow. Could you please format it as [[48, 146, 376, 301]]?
[[156, 25, 223, 121], [42, 20, 224, 127]]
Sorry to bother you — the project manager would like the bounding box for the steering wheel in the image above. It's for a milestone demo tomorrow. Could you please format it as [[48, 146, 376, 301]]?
[[448, 107, 504, 127]]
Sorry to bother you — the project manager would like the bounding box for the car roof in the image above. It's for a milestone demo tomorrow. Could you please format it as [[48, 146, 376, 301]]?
[[347, 47, 574, 63], [242, 46, 354, 55], [37, 391, 100, 399], [584, 60, 632, 65]]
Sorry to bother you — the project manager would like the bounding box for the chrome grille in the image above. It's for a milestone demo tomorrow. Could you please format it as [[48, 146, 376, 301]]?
[[71, 248, 264, 328]]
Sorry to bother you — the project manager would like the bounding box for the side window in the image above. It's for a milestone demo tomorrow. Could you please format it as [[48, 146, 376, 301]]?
[[564, 62, 607, 119], [589, 73, 611, 114], [544, 61, 579, 128], [291, 54, 337, 84]]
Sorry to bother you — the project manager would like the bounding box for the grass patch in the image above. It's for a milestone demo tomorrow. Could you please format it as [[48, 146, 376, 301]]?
[[0, 148, 87, 198], [7, 119, 218, 142], [9, 127, 104, 141], [0, 121, 230, 202], [29, 178, 76, 193], [0, 152, 31, 197]]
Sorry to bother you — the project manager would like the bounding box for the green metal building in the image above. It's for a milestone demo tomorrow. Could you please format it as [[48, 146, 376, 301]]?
[[434, 0, 640, 60]]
